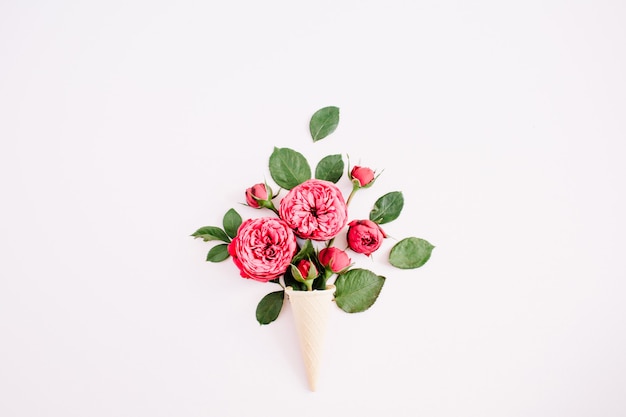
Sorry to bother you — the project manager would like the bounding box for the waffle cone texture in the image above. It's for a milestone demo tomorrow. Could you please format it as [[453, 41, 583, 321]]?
[[285, 285, 335, 391]]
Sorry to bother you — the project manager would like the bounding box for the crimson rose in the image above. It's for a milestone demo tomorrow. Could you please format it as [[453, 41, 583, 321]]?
[[319, 247, 351, 273], [227, 217, 297, 282], [279, 179, 348, 240], [350, 166, 375, 187], [347, 219, 386, 256]]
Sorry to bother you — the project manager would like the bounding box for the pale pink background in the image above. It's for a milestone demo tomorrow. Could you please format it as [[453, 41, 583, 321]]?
[[1, 1, 625, 416]]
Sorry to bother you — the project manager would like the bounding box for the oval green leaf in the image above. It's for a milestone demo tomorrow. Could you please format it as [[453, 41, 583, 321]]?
[[269, 147, 311, 189], [315, 154, 344, 183], [369, 191, 404, 224], [309, 106, 340, 142], [206, 244, 230, 262], [334, 268, 385, 313], [256, 290, 285, 325], [389, 237, 435, 269], [223, 208, 242, 239], [191, 226, 231, 242]]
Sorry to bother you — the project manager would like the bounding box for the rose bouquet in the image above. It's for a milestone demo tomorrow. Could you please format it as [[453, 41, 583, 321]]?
[[192, 106, 434, 390]]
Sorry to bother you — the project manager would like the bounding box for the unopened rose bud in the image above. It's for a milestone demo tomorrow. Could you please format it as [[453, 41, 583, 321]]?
[[319, 247, 351, 273], [347, 219, 386, 256], [297, 259, 311, 279], [291, 259, 318, 290], [245, 183, 270, 208], [350, 166, 375, 187]]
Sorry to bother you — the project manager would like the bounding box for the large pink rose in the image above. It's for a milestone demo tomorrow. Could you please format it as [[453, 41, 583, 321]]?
[[279, 179, 348, 241], [347, 219, 386, 256], [227, 217, 297, 282]]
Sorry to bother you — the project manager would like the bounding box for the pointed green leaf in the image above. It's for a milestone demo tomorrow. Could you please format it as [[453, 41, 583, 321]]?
[[292, 239, 315, 264], [256, 290, 285, 325], [389, 237, 435, 269], [223, 208, 242, 239], [191, 226, 231, 242], [309, 106, 340, 142], [334, 268, 385, 313], [206, 244, 230, 262], [369, 191, 404, 224], [315, 154, 344, 183], [269, 147, 311, 189]]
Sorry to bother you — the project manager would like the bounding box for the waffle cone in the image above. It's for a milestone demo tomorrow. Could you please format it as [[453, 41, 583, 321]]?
[[285, 285, 335, 391]]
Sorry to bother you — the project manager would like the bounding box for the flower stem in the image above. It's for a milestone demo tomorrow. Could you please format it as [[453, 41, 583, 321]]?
[[320, 269, 333, 289], [260, 200, 280, 216], [345, 183, 359, 207]]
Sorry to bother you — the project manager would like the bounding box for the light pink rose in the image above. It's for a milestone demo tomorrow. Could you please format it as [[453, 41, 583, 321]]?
[[319, 247, 351, 273], [245, 183, 269, 208], [227, 217, 297, 282], [347, 219, 386, 256], [279, 179, 348, 241], [350, 166, 375, 187]]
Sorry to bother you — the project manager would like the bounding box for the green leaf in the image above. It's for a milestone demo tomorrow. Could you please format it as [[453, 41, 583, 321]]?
[[256, 290, 285, 325], [269, 147, 311, 189], [315, 154, 344, 183], [206, 244, 230, 262], [334, 268, 385, 313], [389, 237, 435, 269], [223, 208, 242, 239], [292, 239, 315, 264], [369, 191, 404, 224], [309, 106, 340, 142], [191, 226, 231, 242]]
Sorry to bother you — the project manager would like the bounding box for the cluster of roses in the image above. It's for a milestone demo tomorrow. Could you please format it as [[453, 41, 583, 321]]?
[[231, 165, 385, 291], [193, 106, 433, 324]]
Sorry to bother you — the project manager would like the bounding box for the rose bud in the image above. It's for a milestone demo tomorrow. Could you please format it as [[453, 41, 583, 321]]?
[[350, 166, 375, 187], [245, 183, 270, 208], [347, 219, 387, 256], [319, 247, 351, 273], [291, 259, 318, 290]]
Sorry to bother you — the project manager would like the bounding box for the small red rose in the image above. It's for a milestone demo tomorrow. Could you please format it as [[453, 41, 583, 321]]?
[[350, 166, 375, 187], [347, 219, 386, 256], [319, 247, 351, 273]]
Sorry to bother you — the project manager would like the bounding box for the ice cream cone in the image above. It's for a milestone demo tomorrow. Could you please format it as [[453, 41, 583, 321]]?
[[285, 284, 335, 391]]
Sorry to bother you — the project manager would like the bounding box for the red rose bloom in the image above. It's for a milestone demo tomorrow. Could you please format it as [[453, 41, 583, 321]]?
[[350, 166, 375, 187], [279, 179, 348, 241], [319, 247, 351, 273], [347, 219, 386, 256], [228, 217, 297, 282]]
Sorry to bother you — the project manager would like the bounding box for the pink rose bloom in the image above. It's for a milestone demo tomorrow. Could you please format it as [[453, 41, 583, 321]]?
[[347, 219, 386, 256], [279, 179, 348, 241], [319, 247, 351, 273], [227, 217, 297, 282], [245, 183, 269, 208], [350, 166, 375, 187]]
